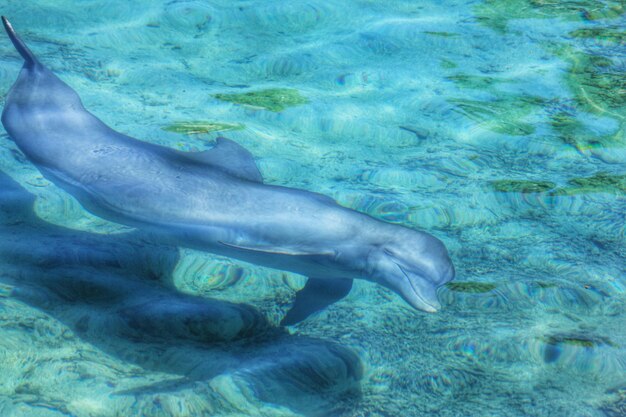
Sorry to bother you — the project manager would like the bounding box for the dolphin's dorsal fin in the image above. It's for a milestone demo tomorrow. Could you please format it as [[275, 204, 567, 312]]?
[[219, 240, 334, 257], [2, 17, 40, 69], [281, 278, 353, 326], [177, 137, 263, 183]]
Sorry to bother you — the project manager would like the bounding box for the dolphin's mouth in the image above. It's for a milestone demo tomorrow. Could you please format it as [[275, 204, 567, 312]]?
[[396, 264, 440, 313]]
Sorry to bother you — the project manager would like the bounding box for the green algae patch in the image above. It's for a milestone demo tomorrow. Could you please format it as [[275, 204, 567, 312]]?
[[475, 0, 625, 32], [214, 88, 308, 112], [558, 51, 625, 130], [570, 27, 626, 44], [423, 31, 458, 37], [542, 334, 618, 348], [447, 73, 543, 136], [552, 172, 626, 196], [548, 111, 612, 150], [470, 0, 625, 149], [492, 180, 556, 193], [450, 97, 539, 136], [549, 112, 588, 149], [544, 46, 626, 149], [163, 121, 244, 135], [549, 111, 625, 150], [440, 59, 458, 69], [496, 173, 626, 196], [535, 281, 557, 289], [446, 282, 497, 293], [544, 336, 594, 348], [447, 75, 505, 90], [560, 49, 626, 118]]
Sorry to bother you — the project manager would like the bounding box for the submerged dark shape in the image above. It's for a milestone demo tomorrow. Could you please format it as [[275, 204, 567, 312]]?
[[0, 170, 362, 416], [0, 169, 266, 344], [541, 333, 617, 364], [0, 17, 454, 325]]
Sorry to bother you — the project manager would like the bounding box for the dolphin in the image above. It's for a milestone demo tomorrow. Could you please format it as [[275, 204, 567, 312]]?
[[1, 17, 455, 325]]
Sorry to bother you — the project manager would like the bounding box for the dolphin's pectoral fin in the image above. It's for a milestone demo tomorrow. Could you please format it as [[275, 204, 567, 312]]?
[[280, 278, 353, 326], [219, 240, 334, 257], [177, 137, 263, 183]]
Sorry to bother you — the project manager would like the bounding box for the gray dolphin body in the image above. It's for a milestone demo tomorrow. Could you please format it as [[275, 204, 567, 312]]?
[[1, 18, 454, 325]]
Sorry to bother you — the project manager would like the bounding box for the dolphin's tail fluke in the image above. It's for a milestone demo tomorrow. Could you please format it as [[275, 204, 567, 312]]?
[[2, 17, 39, 68]]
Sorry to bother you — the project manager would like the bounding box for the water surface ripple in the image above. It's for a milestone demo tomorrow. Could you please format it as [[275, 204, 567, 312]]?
[[0, 1, 624, 416]]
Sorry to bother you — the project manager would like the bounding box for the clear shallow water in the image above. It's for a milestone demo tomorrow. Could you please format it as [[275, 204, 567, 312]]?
[[0, 1, 624, 416]]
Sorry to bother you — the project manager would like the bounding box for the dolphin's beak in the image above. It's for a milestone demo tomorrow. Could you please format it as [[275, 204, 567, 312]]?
[[404, 281, 441, 313], [396, 265, 441, 313]]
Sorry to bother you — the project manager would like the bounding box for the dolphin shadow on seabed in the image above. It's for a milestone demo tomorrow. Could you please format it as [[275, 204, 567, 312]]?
[[0, 170, 363, 416]]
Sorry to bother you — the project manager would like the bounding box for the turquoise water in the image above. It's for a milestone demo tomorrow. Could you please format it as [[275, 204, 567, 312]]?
[[0, 1, 625, 416]]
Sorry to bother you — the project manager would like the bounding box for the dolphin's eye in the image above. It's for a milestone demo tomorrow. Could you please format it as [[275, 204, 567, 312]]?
[[383, 248, 397, 258]]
